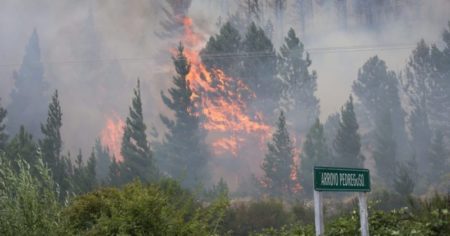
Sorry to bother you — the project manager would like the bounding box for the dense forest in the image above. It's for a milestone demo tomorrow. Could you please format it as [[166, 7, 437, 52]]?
[[0, 0, 449, 235]]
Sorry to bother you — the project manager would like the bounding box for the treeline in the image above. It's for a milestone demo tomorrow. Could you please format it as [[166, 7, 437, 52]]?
[[1, 20, 450, 200]]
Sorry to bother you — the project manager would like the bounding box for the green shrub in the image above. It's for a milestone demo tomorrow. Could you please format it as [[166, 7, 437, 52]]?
[[62, 180, 229, 235]]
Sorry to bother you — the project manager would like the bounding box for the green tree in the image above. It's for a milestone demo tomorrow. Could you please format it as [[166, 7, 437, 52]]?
[[0, 98, 7, 151], [39, 90, 71, 201], [72, 150, 97, 194], [261, 111, 296, 197], [159, 44, 211, 189], [40, 90, 62, 174], [6, 126, 38, 173], [428, 130, 449, 185], [373, 111, 397, 187], [120, 79, 156, 183], [353, 56, 408, 162], [0, 151, 62, 235], [108, 157, 121, 187], [333, 95, 364, 167], [94, 138, 112, 183], [7, 29, 48, 138], [278, 28, 319, 134], [299, 118, 329, 198], [201, 21, 241, 77], [241, 22, 281, 119]]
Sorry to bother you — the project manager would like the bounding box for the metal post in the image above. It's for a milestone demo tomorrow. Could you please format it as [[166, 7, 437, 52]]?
[[314, 190, 324, 235], [358, 192, 369, 236]]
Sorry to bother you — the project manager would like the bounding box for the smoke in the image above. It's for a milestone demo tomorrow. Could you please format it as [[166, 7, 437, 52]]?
[[0, 0, 449, 182]]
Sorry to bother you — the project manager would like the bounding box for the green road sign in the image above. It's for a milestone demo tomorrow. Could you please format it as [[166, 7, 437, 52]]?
[[314, 166, 370, 192]]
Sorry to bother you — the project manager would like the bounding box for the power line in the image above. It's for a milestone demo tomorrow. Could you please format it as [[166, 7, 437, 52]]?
[[0, 43, 416, 69]]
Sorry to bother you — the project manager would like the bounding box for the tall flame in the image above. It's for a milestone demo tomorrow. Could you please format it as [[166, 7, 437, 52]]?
[[100, 115, 125, 162], [180, 16, 270, 156]]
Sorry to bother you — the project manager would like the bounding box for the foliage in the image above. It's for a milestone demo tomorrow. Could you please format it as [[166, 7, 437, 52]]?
[[278, 28, 319, 133], [0, 152, 62, 235], [159, 44, 211, 189], [93, 138, 112, 183], [222, 199, 291, 236], [0, 98, 7, 151], [120, 79, 156, 183], [333, 95, 364, 167], [72, 150, 97, 194], [373, 111, 397, 187], [428, 130, 449, 185], [201, 21, 241, 77], [7, 29, 48, 138], [299, 118, 329, 198], [262, 111, 297, 198], [39, 90, 72, 201], [63, 180, 229, 235]]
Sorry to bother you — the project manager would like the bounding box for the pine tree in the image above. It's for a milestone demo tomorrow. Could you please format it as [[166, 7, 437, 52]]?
[[241, 22, 281, 115], [201, 21, 241, 77], [94, 138, 112, 183], [428, 130, 449, 184], [85, 150, 97, 190], [278, 28, 319, 133], [120, 79, 156, 183], [352, 56, 408, 160], [72, 150, 96, 194], [372, 111, 397, 186], [262, 111, 296, 197], [108, 157, 121, 187], [159, 44, 210, 188], [299, 118, 329, 198], [333, 95, 363, 167], [7, 29, 48, 138], [0, 98, 7, 151], [6, 126, 38, 172], [39, 90, 62, 174]]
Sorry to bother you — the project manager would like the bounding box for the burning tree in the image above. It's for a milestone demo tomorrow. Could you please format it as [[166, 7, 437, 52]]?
[[159, 44, 211, 189], [261, 111, 297, 198]]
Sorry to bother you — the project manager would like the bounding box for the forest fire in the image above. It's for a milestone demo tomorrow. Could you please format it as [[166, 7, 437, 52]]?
[[180, 16, 271, 156], [100, 115, 125, 162]]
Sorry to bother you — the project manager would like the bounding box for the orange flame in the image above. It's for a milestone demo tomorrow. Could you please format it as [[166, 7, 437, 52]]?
[[100, 115, 125, 162], [179, 16, 270, 156]]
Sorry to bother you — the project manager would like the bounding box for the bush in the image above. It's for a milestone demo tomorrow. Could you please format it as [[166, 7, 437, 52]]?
[[0, 153, 62, 235], [62, 179, 229, 235], [222, 199, 291, 235]]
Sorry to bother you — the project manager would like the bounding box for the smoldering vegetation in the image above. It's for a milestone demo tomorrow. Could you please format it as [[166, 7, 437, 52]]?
[[0, 1, 449, 235]]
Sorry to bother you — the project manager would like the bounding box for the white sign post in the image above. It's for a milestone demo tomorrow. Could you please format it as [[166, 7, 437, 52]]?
[[313, 190, 324, 235], [313, 166, 371, 236]]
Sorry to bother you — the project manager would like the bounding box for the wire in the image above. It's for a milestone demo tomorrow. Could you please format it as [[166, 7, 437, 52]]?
[[0, 43, 416, 69]]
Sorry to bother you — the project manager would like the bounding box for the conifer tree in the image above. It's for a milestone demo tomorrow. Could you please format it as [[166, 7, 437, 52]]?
[[428, 130, 449, 184], [120, 79, 156, 183], [159, 44, 210, 188], [0, 98, 7, 151], [7, 30, 48, 138], [108, 158, 121, 187], [298, 118, 329, 197], [40, 90, 62, 174], [262, 111, 296, 197], [333, 95, 363, 167], [6, 126, 38, 172], [278, 28, 319, 133], [94, 138, 112, 183], [352, 56, 408, 160], [201, 22, 241, 77], [241, 22, 280, 116], [72, 150, 96, 194], [373, 111, 397, 186]]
